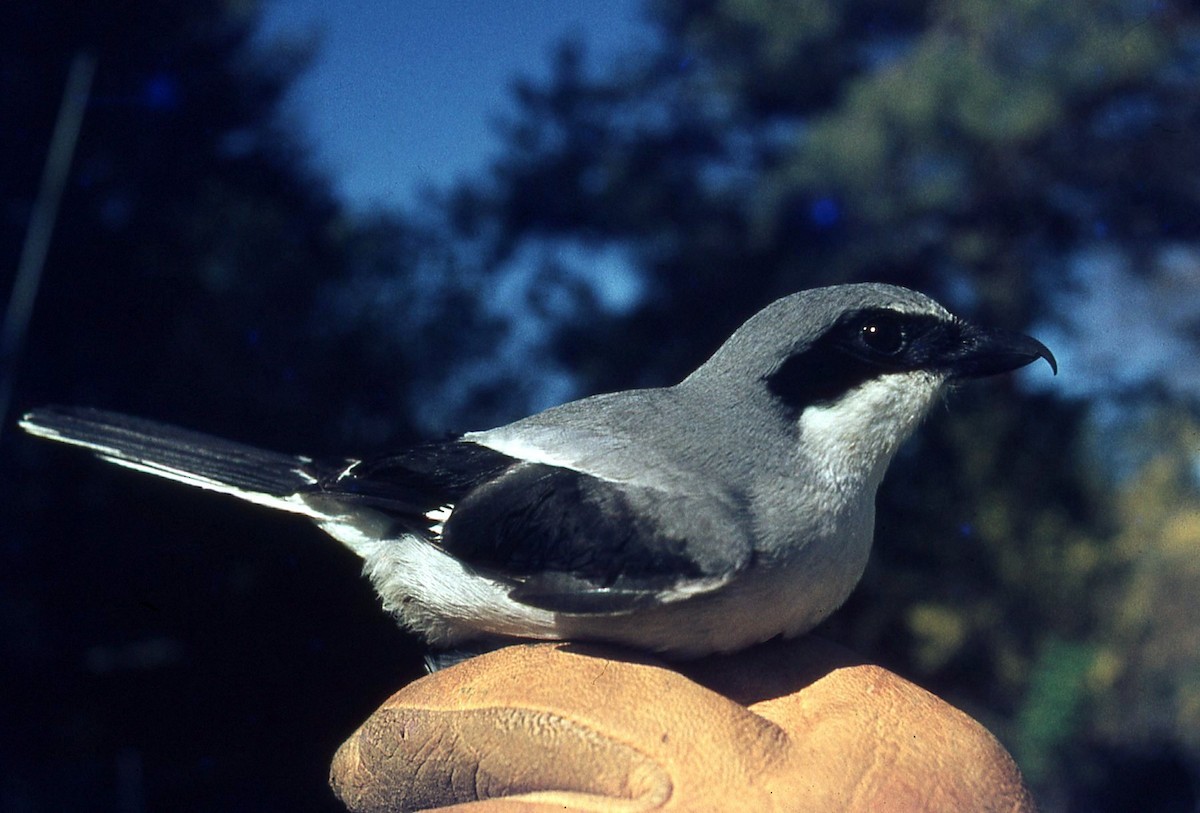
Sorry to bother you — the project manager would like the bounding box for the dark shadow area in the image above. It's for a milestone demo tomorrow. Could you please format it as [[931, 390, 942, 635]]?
[[677, 635, 870, 708]]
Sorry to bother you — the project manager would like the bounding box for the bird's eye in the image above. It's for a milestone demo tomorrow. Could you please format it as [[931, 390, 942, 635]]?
[[859, 315, 905, 355]]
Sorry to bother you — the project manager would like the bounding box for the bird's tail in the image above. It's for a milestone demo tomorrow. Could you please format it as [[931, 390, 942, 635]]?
[[19, 406, 333, 519]]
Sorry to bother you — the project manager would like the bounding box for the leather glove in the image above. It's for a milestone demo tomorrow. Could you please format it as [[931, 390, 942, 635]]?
[[330, 637, 1035, 812]]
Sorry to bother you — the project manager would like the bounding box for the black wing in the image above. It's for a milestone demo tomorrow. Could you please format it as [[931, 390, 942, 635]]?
[[317, 440, 515, 520], [323, 441, 749, 614]]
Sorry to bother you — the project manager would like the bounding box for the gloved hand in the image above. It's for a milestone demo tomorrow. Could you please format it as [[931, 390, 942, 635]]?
[[330, 637, 1035, 812]]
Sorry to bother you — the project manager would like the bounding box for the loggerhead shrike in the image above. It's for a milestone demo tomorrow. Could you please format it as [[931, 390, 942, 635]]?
[[20, 284, 1055, 658]]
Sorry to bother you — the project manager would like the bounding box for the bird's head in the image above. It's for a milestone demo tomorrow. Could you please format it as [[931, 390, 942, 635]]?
[[685, 283, 1056, 483]]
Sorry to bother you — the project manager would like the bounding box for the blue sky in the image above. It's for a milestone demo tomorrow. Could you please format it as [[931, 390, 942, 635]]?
[[258, 0, 650, 210], [254, 2, 653, 428]]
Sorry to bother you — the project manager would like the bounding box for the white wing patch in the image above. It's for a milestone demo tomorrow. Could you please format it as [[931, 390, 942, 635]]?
[[334, 460, 361, 481], [424, 504, 454, 537]]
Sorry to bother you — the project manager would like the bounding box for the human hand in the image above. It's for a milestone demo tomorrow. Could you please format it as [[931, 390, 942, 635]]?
[[330, 637, 1035, 812]]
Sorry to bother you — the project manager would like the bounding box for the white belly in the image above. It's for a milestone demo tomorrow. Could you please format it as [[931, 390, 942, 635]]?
[[324, 515, 874, 659]]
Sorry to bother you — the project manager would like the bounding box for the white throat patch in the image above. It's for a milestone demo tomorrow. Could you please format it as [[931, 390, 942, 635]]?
[[798, 370, 945, 488]]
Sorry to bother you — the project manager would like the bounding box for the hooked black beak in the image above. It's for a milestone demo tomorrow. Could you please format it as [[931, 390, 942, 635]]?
[[944, 322, 1058, 379]]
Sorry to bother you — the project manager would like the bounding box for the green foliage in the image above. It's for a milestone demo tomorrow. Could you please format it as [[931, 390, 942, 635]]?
[[765, 0, 1184, 308], [1092, 413, 1200, 754], [1014, 638, 1097, 783]]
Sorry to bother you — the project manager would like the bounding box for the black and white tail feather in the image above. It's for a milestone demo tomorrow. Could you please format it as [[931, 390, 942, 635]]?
[[17, 406, 514, 552], [19, 405, 517, 526], [20, 407, 331, 516]]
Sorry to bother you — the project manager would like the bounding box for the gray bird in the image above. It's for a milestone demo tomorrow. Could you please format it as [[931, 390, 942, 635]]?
[[19, 283, 1055, 658]]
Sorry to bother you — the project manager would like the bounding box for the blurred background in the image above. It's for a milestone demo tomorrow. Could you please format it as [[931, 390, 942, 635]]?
[[3, 1, 1199, 810]]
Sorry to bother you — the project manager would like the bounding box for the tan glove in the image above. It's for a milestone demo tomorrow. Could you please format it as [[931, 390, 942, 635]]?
[[330, 637, 1035, 812]]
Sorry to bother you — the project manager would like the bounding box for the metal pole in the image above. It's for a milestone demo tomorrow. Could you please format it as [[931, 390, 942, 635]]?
[[0, 52, 96, 442]]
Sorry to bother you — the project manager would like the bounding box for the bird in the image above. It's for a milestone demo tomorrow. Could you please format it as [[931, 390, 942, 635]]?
[[19, 283, 1056, 659]]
